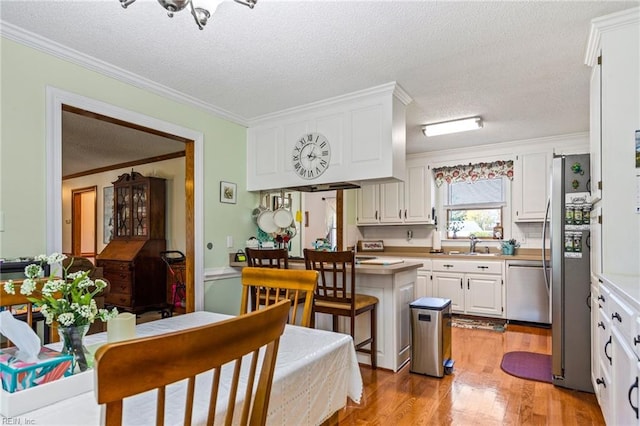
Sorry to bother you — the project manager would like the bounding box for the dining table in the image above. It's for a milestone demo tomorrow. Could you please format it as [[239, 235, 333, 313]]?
[[1, 311, 363, 425]]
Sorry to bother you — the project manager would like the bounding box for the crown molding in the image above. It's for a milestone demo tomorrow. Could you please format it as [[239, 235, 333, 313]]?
[[248, 81, 410, 126], [585, 7, 640, 66], [0, 21, 249, 127]]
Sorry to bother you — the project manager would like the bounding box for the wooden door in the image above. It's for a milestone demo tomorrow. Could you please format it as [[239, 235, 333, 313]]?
[[71, 186, 97, 257]]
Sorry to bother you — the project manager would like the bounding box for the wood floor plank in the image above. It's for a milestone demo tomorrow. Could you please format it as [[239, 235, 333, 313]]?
[[339, 323, 604, 425]]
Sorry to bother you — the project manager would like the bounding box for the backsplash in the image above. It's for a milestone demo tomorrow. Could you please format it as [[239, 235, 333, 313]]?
[[354, 221, 545, 250]]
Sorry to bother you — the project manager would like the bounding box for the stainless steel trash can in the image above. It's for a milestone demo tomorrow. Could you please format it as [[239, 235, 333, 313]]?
[[409, 297, 453, 377]]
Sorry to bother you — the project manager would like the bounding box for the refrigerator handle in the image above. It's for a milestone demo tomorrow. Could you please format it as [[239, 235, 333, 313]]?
[[542, 199, 551, 292]]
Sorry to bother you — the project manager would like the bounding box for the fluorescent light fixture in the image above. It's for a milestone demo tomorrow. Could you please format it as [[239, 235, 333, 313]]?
[[422, 116, 483, 137]]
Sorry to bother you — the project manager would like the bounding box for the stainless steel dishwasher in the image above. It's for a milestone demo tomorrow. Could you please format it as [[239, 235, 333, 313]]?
[[506, 260, 551, 324]]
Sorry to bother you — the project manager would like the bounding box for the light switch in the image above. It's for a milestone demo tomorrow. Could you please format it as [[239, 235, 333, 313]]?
[[0, 211, 4, 232], [226, 236, 233, 248]]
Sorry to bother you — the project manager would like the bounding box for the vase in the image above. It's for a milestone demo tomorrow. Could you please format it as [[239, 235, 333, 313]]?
[[58, 324, 92, 372], [502, 245, 515, 255]]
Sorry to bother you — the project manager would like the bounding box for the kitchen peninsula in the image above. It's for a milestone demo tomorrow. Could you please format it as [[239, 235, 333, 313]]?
[[231, 258, 422, 371]]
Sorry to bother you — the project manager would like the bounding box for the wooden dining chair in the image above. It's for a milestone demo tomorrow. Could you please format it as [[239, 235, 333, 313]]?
[[94, 299, 291, 426], [304, 249, 378, 369], [244, 248, 295, 311], [0, 280, 60, 346], [240, 267, 318, 328], [244, 247, 289, 269]]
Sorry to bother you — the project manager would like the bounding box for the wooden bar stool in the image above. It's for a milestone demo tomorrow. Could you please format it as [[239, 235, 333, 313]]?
[[303, 249, 378, 369]]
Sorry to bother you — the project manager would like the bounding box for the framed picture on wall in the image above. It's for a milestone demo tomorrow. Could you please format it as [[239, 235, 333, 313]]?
[[103, 186, 114, 244], [220, 181, 237, 204]]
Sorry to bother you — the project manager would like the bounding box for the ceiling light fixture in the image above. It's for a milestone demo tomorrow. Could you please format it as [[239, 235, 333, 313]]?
[[119, 0, 257, 30], [422, 116, 483, 137]]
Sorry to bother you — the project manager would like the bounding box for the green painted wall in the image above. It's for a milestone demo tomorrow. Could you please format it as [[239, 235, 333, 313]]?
[[0, 37, 255, 271]]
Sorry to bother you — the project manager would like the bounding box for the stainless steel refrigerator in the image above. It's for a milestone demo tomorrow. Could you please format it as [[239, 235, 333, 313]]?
[[543, 153, 593, 393]]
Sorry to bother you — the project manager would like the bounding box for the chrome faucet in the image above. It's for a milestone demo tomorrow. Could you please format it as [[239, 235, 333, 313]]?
[[469, 235, 481, 253]]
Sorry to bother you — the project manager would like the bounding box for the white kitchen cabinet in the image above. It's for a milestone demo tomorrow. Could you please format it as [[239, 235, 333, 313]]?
[[596, 275, 640, 426], [403, 160, 435, 224], [356, 184, 380, 224], [512, 151, 551, 222], [432, 259, 503, 318], [433, 272, 465, 312], [247, 82, 411, 191], [356, 162, 435, 225], [465, 274, 503, 317], [586, 8, 640, 277], [413, 259, 433, 299], [379, 181, 404, 223]]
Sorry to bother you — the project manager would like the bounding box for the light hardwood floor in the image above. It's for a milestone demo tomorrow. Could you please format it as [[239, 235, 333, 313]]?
[[339, 324, 604, 425]]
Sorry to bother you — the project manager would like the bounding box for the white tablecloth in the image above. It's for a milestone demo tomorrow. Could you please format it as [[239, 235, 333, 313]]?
[[7, 312, 363, 425]]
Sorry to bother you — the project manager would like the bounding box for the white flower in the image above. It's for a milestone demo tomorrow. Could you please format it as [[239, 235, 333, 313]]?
[[47, 253, 67, 265], [20, 278, 37, 295], [57, 313, 75, 327], [24, 264, 43, 279], [97, 307, 119, 322], [2, 254, 112, 328]]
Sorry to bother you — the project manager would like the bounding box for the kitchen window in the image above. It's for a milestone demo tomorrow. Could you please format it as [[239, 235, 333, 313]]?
[[444, 178, 506, 238]]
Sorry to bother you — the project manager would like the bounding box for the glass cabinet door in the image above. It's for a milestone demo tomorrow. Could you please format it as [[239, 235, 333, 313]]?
[[132, 184, 148, 237], [115, 186, 131, 238]]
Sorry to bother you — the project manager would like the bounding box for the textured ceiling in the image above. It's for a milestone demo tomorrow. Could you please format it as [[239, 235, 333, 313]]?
[[2, 0, 639, 176]]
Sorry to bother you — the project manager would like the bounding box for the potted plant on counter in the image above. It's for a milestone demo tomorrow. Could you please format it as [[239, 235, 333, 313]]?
[[501, 239, 520, 255]]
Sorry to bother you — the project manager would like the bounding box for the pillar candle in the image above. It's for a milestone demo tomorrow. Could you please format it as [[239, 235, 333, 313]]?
[[107, 312, 136, 343]]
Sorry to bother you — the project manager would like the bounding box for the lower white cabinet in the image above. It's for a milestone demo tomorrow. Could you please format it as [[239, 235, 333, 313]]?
[[432, 259, 504, 318], [594, 276, 640, 426], [407, 258, 432, 299]]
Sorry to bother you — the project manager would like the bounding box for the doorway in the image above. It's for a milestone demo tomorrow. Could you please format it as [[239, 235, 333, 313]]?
[[47, 87, 205, 311], [71, 186, 97, 258]]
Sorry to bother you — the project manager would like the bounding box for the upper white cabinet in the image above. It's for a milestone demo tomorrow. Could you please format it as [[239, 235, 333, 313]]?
[[404, 160, 435, 223], [512, 151, 551, 222], [356, 160, 435, 225], [586, 7, 640, 277], [247, 82, 412, 192], [356, 184, 380, 224]]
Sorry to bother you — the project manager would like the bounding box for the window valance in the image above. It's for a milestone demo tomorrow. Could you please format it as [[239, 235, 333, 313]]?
[[432, 160, 514, 187]]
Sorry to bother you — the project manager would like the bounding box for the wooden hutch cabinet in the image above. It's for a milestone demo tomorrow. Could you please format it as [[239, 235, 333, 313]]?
[[97, 171, 167, 314]]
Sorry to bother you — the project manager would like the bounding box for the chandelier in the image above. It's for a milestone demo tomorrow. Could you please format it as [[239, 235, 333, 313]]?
[[119, 0, 258, 30]]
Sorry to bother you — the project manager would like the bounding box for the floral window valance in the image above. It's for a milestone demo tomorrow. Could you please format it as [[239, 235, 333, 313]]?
[[432, 160, 514, 187]]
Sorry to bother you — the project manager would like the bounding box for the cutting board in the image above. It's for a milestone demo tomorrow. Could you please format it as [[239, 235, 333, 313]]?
[[358, 258, 404, 265]]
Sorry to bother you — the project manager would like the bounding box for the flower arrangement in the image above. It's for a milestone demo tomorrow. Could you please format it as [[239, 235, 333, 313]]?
[[447, 221, 463, 238], [501, 239, 521, 249], [3, 253, 118, 327], [500, 239, 520, 255]]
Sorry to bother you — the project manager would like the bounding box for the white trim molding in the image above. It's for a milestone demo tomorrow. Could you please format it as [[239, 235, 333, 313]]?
[[203, 267, 242, 281], [45, 86, 206, 311]]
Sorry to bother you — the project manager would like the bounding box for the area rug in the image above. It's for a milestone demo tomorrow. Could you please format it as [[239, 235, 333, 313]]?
[[451, 316, 506, 332], [501, 351, 552, 383]]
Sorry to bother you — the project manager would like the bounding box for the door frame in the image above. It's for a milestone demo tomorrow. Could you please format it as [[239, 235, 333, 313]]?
[[71, 185, 97, 257], [46, 87, 204, 311]]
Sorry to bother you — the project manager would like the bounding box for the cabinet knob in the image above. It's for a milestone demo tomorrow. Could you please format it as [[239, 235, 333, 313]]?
[[596, 377, 606, 388], [634, 336, 640, 346], [477, 266, 489, 270], [597, 321, 605, 330], [612, 312, 622, 323]]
